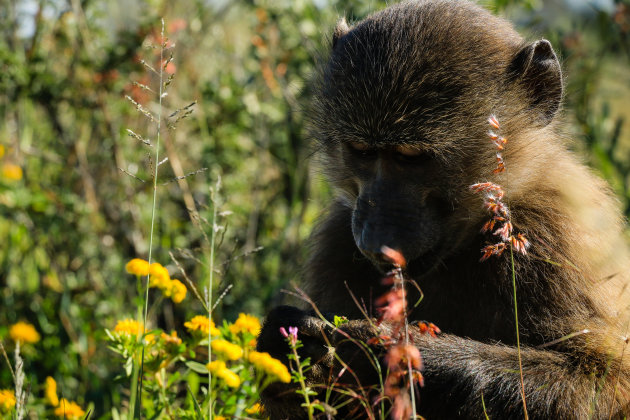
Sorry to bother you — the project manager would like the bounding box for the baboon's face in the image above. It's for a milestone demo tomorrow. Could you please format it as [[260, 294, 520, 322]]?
[[341, 140, 450, 268], [314, 35, 488, 268]]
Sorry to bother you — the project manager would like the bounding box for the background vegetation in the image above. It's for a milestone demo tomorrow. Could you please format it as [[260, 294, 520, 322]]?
[[0, 0, 628, 417]]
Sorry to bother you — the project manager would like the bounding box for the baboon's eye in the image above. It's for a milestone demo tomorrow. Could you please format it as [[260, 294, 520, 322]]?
[[395, 145, 422, 156], [394, 144, 430, 164], [346, 141, 377, 158]]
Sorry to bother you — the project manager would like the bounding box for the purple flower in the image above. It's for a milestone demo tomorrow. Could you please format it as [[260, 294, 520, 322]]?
[[280, 326, 298, 345], [279, 327, 288, 338], [289, 326, 298, 340]]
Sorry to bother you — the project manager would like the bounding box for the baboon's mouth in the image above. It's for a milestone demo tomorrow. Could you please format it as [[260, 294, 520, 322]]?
[[359, 246, 430, 275]]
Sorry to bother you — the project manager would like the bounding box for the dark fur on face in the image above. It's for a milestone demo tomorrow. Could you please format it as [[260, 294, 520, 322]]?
[[257, 1, 630, 418]]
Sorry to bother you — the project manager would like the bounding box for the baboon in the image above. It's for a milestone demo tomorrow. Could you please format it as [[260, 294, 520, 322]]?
[[257, 0, 630, 418]]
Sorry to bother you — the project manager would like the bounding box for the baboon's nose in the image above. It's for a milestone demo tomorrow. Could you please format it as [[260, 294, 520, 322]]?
[[359, 246, 395, 267]]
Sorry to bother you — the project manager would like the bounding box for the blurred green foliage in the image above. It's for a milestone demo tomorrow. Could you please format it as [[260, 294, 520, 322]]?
[[0, 0, 628, 417]]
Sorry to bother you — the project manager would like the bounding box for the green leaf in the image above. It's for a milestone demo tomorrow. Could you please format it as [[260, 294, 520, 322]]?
[[186, 361, 210, 375], [124, 357, 133, 376], [187, 385, 204, 420], [333, 315, 348, 327]]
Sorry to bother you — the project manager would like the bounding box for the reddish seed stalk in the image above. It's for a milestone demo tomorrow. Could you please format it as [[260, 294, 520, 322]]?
[[399, 268, 417, 417], [473, 115, 529, 418], [377, 247, 426, 419], [471, 117, 529, 262]]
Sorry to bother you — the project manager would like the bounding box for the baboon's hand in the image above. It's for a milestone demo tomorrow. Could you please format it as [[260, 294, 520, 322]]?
[[257, 306, 387, 385], [257, 305, 335, 377], [257, 306, 394, 417], [328, 317, 391, 386]]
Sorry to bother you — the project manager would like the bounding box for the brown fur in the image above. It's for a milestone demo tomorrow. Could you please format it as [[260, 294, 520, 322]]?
[[257, 1, 630, 418]]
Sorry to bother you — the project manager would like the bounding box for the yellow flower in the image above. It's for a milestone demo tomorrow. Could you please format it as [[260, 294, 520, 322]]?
[[54, 399, 85, 419], [149, 263, 171, 283], [184, 315, 219, 337], [170, 279, 187, 303], [215, 417, 227, 420], [125, 258, 150, 276], [249, 351, 291, 383], [9, 321, 40, 344], [206, 360, 226, 373], [0, 145, 4, 159], [210, 320, 220, 337], [211, 339, 243, 361], [221, 368, 241, 388], [248, 351, 264, 365], [149, 276, 171, 291], [246, 403, 262, 414], [46, 377, 59, 407], [114, 319, 144, 336], [0, 389, 16, 411], [1, 163, 22, 181], [206, 360, 241, 388], [228, 313, 261, 336], [148, 262, 172, 296]]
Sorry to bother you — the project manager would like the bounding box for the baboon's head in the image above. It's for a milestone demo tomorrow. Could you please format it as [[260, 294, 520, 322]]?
[[310, 0, 563, 268]]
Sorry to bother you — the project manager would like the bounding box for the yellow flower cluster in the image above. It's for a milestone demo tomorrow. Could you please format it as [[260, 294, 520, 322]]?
[[54, 398, 85, 419], [144, 332, 156, 344], [206, 360, 241, 388], [249, 351, 291, 383], [149, 262, 170, 288], [44, 377, 84, 418], [184, 315, 220, 337], [228, 313, 261, 336], [46, 377, 59, 407], [0, 389, 15, 412], [125, 258, 150, 276], [125, 259, 187, 303], [169, 279, 187, 304], [9, 321, 40, 344], [211, 339, 243, 361], [1, 163, 23, 181], [114, 319, 144, 336]]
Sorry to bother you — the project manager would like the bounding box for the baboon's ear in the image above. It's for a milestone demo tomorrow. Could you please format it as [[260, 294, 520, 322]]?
[[332, 17, 350, 49], [508, 39, 563, 125]]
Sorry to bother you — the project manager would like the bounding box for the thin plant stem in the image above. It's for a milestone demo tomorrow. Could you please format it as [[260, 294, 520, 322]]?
[[498, 115, 527, 419], [290, 344, 315, 420], [0, 341, 15, 381], [129, 305, 143, 418], [145, 19, 165, 337], [510, 245, 529, 419], [208, 184, 218, 420], [133, 18, 166, 419], [129, 366, 138, 417]]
